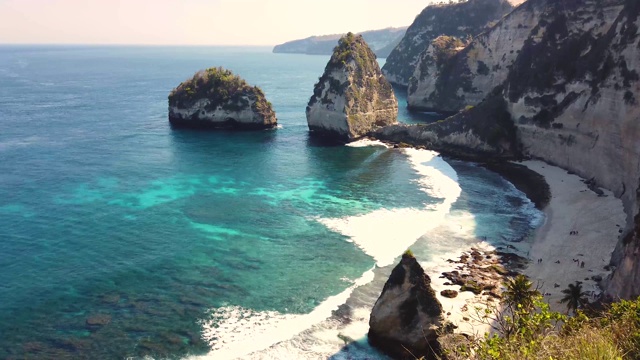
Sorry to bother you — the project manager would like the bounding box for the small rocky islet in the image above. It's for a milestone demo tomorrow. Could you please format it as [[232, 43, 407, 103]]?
[[306, 32, 398, 142], [368, 251, 444, 360], [168, 67, 277, 130]]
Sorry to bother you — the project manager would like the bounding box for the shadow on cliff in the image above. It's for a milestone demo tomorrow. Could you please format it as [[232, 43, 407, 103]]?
[[392, 85, 449, 125]]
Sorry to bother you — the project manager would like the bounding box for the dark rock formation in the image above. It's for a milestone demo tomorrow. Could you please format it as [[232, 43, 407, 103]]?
[[168, 67, 277, 129], [376, 88, 519, 160], [382, 0, 514, 87], [379, 0, 640, 298], [273, 27, 407, 58], [368, 252, 444, 360], [440, 289, 459, 298], [306, 33, 398, 142]]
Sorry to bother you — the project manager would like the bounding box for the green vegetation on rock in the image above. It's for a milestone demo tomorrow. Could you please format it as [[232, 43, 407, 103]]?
[[306, 33, 397, 141], [168, 67, 273, 119], [443, 296, 640, 359]]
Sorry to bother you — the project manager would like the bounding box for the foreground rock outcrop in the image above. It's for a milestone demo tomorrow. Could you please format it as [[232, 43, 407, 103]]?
[[382, 0, 514, 87], [378, 0, 640, 298], [168, 67, 277, 129], [369, 252, 444, 360], [306, 33, 398, 141]]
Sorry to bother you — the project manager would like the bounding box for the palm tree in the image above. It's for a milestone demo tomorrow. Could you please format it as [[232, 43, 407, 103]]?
[[502, 274, 540, 311], [559, 281, 588, 314]]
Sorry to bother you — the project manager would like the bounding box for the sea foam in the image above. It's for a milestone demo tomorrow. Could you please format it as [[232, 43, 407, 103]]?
[[318, 148, 462, 266], [194, 268, 375, 360]]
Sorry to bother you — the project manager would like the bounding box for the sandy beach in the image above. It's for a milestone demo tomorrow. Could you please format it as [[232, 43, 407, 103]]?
[[431, 159, 626, 339], [520, 160, 626, 312]]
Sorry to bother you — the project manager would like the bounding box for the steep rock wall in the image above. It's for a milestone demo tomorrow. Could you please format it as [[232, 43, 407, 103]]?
[[381, 0, 513, 87], [306, 33, 398, 141], [407, 0, 622, 112], [384, 0, 640, 298], [369, 253, 444, 360]]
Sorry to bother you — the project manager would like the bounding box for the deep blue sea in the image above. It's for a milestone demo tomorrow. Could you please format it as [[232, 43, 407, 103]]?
[[0, 46, 542, 359]]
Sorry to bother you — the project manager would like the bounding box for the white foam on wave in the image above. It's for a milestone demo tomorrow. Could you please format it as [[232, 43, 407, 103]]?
[[318, 148, 462, 267], [193, 148, 465, 359], [345, 139, 390, 148], [192, 268, 375, 360]]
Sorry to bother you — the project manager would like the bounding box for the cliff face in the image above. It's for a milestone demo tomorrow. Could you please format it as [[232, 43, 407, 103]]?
[[273, 27, 407, 58], [168, 67, 277, 130], [383, 0, 640, 298], [377, 87, 519, 160], [381, 0, 514, 87], [306, 33, 398, 141], [368, 253, 444, 360], [408, 0, 624, 112]]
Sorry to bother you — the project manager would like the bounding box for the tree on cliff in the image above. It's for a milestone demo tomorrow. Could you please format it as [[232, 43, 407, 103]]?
[[559, 281, 588, 314], [502, 274, 540, 311]]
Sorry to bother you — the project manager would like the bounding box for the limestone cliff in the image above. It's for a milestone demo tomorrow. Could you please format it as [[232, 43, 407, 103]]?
[[407, 0, 625, 112], [382, 0, 640, 298], [377, 87, 519, 160], [306, 33, 398, 141], [369, 252, 444, 360], [381, 0, 514, 87], [168, 67, 277, 129]]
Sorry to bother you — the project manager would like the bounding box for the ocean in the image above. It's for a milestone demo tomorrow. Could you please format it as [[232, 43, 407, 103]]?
[[0, 46, 542, 359]]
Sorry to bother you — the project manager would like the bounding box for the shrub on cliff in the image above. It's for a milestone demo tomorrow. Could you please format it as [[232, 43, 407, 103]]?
[[441, 296, 640, 359], [432, 35, 465, 69]]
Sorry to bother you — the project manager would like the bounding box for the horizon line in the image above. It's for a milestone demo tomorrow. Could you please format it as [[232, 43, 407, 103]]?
[[0, 43, 279, 48]]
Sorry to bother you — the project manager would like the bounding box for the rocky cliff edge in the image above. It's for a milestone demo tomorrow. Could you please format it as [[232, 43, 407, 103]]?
[[382, 0, 640, 298]]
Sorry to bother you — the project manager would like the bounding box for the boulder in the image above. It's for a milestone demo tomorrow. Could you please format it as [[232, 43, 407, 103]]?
[[440, 289, 459, 298], [168, 67, 277, 129], [306, 33, 397, 142], [368, 252, 444, 360]]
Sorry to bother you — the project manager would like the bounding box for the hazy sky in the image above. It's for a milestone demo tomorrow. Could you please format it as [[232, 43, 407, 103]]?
[[0, 0, 436, 45]]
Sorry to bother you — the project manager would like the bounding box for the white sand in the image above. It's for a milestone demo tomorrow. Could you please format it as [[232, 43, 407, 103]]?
[[431, 160, 627, 339], [520, 160, 626, 312]]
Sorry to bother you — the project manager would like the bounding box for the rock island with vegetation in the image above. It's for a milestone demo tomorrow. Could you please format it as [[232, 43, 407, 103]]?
[[168, 67, 277, 130], [306, 33, 398, 142]]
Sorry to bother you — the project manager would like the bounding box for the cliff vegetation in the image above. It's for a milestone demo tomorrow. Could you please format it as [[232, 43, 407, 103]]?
[[442, 290, 640, 360]]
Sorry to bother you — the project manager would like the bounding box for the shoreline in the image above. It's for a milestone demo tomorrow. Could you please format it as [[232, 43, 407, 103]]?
[[432, 159, 626, 337], [518, 160, 626, 312]]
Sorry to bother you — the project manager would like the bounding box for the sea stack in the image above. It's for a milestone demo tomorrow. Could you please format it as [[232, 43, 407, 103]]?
[[168, 67, 277, 129], [306, 33, 398, 142], [368, 251, 444, 360]]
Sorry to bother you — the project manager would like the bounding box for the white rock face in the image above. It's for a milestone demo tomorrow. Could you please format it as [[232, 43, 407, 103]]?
[[306, 34, 398, 141], [306, 69, 351, 137], [408, 0, 602, 111], [385, 0, 640, 298], [382, 0, 514, 87], [169, 96, 276, 128], [168, 67, 277, 129]]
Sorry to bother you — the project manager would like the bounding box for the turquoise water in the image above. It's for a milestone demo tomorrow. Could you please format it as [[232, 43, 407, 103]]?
[[0, 46, 540, 359]]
